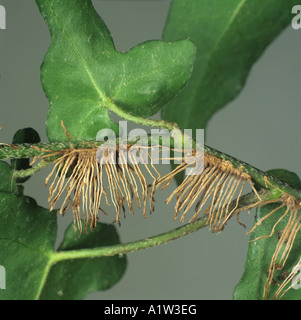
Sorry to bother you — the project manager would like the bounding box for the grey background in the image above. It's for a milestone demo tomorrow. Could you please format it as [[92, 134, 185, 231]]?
[[1, 0, 301, 300]]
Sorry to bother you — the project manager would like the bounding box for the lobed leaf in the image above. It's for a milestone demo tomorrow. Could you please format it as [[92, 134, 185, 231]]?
[[39, 223, 127, 300], [36, 0, 196, 142], [0, 161, 126, 300]]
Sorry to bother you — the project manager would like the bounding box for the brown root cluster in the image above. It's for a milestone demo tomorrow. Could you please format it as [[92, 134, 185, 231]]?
[[41, 145, 159, 233], [40, 145, 258, 233], [154, 153, 257, 232]]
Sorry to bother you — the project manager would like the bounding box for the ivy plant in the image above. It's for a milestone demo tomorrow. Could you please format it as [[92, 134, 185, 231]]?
[[0, 0, 300, 300]]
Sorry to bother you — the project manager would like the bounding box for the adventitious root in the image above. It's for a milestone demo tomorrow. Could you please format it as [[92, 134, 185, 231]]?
[[37, 142, 261, 233], [41, 145, 159, 234], [154, 153, 260, 232]]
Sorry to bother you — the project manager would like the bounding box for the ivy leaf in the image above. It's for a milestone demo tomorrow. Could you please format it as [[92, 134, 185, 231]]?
[[233, 169, 301, 300], [39, 223, 127, 300], [36, 0, 196, 142], [0, 161, 57, 300], [0, 161, 126, 300], [162, 0, 298, 132], [0, 161, 18, 193]]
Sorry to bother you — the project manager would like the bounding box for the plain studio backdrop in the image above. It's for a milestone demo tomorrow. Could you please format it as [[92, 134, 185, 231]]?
[[1, 0, 301, 300]]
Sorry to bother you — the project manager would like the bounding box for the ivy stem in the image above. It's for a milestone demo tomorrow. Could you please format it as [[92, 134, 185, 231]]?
[[104, 97, 181, 132], [1, 137, 301, 201], [13, 160, 51, 179], [51, 215, 209, 263]]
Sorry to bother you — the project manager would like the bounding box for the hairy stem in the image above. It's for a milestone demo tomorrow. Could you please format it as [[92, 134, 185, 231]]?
[[51, 215, 209, 263], [13, 160, 51, 179], [1, 138, 300, 202], [103, 96, 181, 132]]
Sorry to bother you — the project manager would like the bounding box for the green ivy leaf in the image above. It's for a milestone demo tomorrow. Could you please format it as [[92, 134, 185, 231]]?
[[0, 161, 126, 300], [36, 0, 196, 142], [0, 161, 56, 300], [162, 0, 298, 131], [39, 223, 127, 300], [233, 169, 301, 300], [0, 161, 17, 193]]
